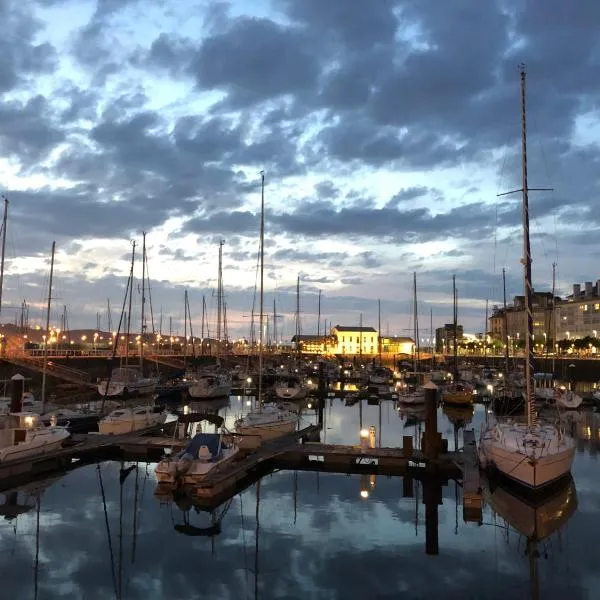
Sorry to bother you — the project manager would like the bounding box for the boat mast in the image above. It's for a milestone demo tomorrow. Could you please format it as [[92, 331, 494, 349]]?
[[413, 273, 419, 371], [551, 262, 556, 375], [216, 239, 224, 349], [519, 65, 535, 428], [452, 274, 458, 381], [317, 289, 321, 337], [378, 298, 382, 364], [484, 299, 489, 359], [41, 241, 55, 410], [183, 290, 188, 369], [258, 171, 265, 408], [140, 232, 146, 371], [125, 241, 136, 367], [0, 195, 8, 320], [503, 268, 510, 375], [296, 274, 301, 364], [430, 308, 434, 370]]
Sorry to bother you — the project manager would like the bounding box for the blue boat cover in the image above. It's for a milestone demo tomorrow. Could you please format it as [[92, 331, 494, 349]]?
[[183, 433, 221, 460]]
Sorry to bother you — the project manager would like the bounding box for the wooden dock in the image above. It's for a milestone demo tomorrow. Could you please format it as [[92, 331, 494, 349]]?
[[461, 429, 483, 523]]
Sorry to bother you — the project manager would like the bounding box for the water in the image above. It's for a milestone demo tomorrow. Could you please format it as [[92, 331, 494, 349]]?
[[0, 398, 598, 599]]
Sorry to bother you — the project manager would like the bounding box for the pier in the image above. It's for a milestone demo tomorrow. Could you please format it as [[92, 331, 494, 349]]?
[[0, 382, 484, 523]]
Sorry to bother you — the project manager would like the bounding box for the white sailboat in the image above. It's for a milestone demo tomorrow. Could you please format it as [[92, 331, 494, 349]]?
[[98, 405, 166, 435], [187, 369, 232, 399], [98, 236, 158, 398], [398, 273, 426, 406], [235, 172, 299, 448], [478, 65, 575, 490]]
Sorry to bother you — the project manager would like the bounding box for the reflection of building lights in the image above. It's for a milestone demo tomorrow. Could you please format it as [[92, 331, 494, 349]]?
[[360, 429, 369, 439], [360, 490, 369, 499], [246, 400, 251, 406], [183, 405, 189, 415]]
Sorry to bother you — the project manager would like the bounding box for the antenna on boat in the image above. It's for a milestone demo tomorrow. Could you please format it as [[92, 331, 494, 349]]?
[[497, 63, 553, 428], [0, 194, 8, 320]]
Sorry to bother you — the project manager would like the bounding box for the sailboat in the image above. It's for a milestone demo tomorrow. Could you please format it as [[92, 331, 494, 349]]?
[[187, 241, 233, 400], [442, 275, 475, 406], [397, 272, 426, 405], [485, 476, 577, 600], [492, 267, 525, 415], [235, 172, 299, 448], [274, 275, 309, 401], [478, 65, 575, 490], [98, 236, 159, 398]]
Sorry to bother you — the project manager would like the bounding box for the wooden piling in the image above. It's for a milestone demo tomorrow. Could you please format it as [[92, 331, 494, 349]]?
[[423, 381, 440, 460]]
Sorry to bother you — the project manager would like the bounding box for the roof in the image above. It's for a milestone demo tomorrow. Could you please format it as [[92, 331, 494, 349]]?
[[332, 325, 377, 333], [291, 334, 329, 342]]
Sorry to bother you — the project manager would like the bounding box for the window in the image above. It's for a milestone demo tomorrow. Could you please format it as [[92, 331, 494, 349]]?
[[342, 336, 345, 342], [595, 304, 600, 311]]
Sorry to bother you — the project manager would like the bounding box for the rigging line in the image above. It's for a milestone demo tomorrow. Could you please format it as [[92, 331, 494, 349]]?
[[97, 465, 118, 600], [239, 493, 250, 600]]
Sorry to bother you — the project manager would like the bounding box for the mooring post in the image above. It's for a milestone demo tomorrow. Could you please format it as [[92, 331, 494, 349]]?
[[423, 381, 439, 460], [10, 373, 25, 413], [423, 477, 442, 555], [317, 361, 325, 428]]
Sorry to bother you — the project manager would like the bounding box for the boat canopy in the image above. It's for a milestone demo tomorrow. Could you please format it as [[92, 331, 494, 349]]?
[[176, 413, 225, 427], [183, 433, 221, 459]]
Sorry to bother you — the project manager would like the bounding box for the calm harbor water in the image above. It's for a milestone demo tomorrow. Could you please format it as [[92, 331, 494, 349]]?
[[0, 398, 598, 599]]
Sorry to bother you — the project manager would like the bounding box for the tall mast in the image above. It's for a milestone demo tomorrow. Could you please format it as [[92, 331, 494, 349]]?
[[551, 262, 557, 374], [503, 268, 510, 375], [317, 290, 321, 337], [430, 308, 434, 369], [273, 298, 277, 350], [216, 240, 225, 346], [0, 195, 8, 320], [183, 290, 188, 368], [484, 299, 489, 359], [125, 241, 136, 367], [413, 273, 419, 371], [41, 241, 56, 410], [520, 65, 535, 428], [452, 274, 458, 379], [258, 171, 265, 407], [378, 298, 382, 364], [140, 232, 146, 370], [296, 274, 301, 362], [359, 312, 363, 359]]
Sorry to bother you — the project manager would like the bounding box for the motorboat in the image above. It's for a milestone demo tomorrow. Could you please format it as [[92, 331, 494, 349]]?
[[187, 370, 232, 400], [235, 403, 299, 449], [97, 367, 158, 398], [98, 405, 166, 435], [0, 412, 70, 462], [397, 386, 426, 405], [155, 415, 239, 485], [274, 376, 309, 400], [554, 387, 583, 410]]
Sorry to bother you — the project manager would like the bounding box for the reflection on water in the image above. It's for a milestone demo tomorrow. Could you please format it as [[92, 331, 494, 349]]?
[[0, 399, 597, 599]]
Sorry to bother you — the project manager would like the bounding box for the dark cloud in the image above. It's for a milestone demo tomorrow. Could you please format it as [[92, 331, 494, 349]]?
[[189, 17, 320, 108], [0, 1, 57, 93]]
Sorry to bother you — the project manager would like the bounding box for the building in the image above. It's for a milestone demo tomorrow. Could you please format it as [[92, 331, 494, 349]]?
[[331, 325, 378, 355], [380, 336, 414, 356], [290, 334, 336, 355], [435, 324, 464, 353], [556, 281, 600, 340], [488, 291, 556, 348]]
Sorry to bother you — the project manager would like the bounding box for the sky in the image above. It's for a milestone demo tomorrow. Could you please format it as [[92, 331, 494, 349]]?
[[1, 0, 600, 341]]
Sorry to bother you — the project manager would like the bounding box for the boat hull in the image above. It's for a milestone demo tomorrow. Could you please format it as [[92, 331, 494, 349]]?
[[0, 429, 70, 462], [236, 418, 297, 449], [98, 413, 166, 435], [479, 433, 575, 489]]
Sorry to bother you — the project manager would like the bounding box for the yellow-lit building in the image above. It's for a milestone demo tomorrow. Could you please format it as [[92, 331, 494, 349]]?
[[331, 325, 378, 355], [380, 336, 414, 356]]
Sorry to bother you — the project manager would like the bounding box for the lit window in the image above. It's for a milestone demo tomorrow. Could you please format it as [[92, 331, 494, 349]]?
[[595, 304, 600, 310]]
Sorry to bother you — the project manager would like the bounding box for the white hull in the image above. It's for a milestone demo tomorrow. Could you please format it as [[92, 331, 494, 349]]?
[[479, 424, 575, 489], [155, 447, 240, 484], [0, 429, 70, 462], [274, 384, 309, 400], [397, 390, 426, 405], [555, 391, 583, 410], [97, 380, 157, 397], [236, 407, 298, 449], [188, 382, 232, 399], [98, 411, 166, 435]]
